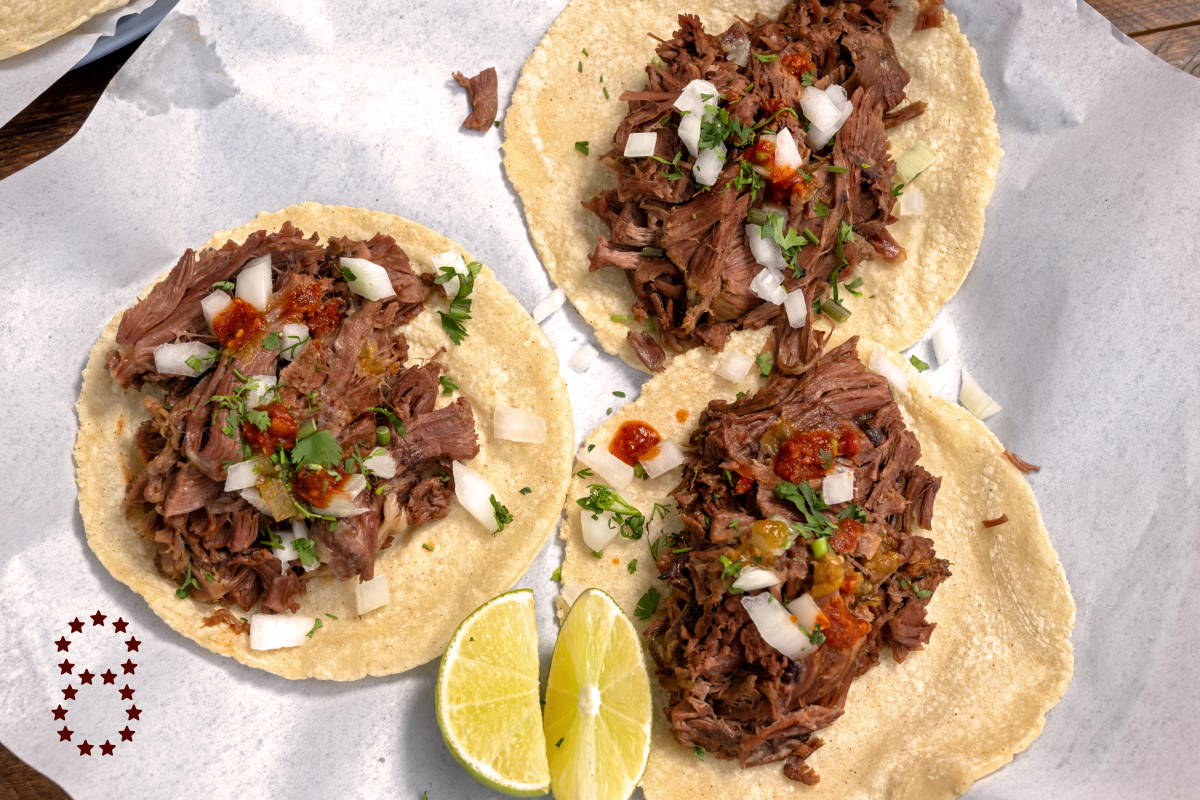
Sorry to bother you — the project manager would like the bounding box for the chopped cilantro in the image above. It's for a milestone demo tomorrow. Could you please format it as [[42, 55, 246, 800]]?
[[775, 481, 836, 539], [555, 738, 564, 748], [326, 613, 338, 620], [440, 375, 458, 395], [753, 53, 779, 63], [587, 444, 595, 451], [910, 354, 930, 372], [603, 87, 610, 100], [244, 408, 269, 432], [306, 618, 323, 638], [551, 567, 562, 581], [814, 199, 830, 217], [800, 69, 816, 86], [576, 467, 595, 478], [290, 430, 342, 467], [519, 487, 532, 495], [175, 563, 199, 599], [577, 485, 645, 540], [493, 120, 500, 128], [582, 48, 588, 56], [211, 280, 235, 291], [698, 103, 754, 152], [807, 625, 826, 646], [340, 264, 358, 282], [612, 390, 625, 398], [627, 559, 638, 574], [577, 61, 582, 72], [422, 543, 434, 551], [293, 538, 317, 567], [490, 495, 513, 534], [756, 353, 773, 377], [262, 331, 281, 350], [634, 587, 660, 620], [575, 141, 589, 155], [438, 260, 482, 345], [693, 745, 705, 760], [892, 183, 905, 197]]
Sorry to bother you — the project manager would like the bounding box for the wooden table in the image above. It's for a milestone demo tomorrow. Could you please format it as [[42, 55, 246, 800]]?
[[1, 0, 1197, 796]]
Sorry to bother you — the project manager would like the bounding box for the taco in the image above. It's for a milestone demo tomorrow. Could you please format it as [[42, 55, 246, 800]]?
[[1, 0, 131, 59], [556, 329, 1073, 798], [75, 203, 574, 680], [504, 0, 1000, 372]]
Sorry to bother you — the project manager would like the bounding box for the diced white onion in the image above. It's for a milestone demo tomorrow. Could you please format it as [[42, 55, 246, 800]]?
[[576, 446, 633, 491], [202, 290, 232, 331], [239, 487, 272, 516], [750, 268, 787, 306], [494, 406, 548, 444], [640, 439, 684, 479], [825, 84, 854, 128], [430, 251, 468, 299], [567, 344, 599, 374], [245, 374, 276, 409], [561, 581, 587, 607], [363, 447, 398, 479], [236, 255, 273, 311], [313, 473, 369, 518], [724, 38, 750, 67], [740, 593, 819, 661], [805, 85, 853, 150], [715, 351, 755, 383], [692, 144, 726, 186], [581, 508, 619, 552], [452, 460, 502, 533], [153, 341, 217, 377], [224, 460, 261, 493], [732, 565, 781, 592], [745, 224, 788, 273], [784, 290, 807, 328], [822, 471, 854, 505], [897, 186, 925, 216], [280, 323, 309, 361], [340, 257, 396, 301], [356, 573, 390, 615], [249, 614, 314, 651], [674, 79, 718, 155], [774, 128, 803, 172], [895, 140, 939, 184], [533, 287, 566, 323], [800, 86, 843, 132], [623, 131, 658, 158], [931, 317, 959, 365], [786, 593, 821, 633], [869, 346, 908, 393], [960, 369, 1001, 421]]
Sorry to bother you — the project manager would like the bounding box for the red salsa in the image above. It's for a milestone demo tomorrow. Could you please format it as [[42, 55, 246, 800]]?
[[212, 298, 266, 352], [829, 517, 864, 555], [292, 464, 348, 508], [781, 51, 816, 80], [609, 421, 662, 466], [241, 403, 298, 455], [280, 277, 341, 336], [819, 592, 870, 652], [773, 430, 836, 483]]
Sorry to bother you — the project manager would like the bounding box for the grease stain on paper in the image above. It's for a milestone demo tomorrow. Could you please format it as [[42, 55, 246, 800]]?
[[111, 15, 238, 116]]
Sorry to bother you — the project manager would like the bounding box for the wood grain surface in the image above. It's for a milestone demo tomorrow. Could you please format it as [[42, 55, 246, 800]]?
[[2, 1, 1199, 797]]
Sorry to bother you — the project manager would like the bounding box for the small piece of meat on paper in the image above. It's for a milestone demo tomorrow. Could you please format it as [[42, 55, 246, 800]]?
[[453, 68, 498, 131], [982, 514, 1008, 528]]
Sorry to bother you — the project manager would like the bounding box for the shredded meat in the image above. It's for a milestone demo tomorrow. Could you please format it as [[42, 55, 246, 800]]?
[[453, 67, 499, 132], [645, 336, 949, 782], [982, 514, 1008, 528], [584, 1, 925, 367], [915, 0, 946, 31], [110, 224, 480, 616], [1004, 449, 1040, 474]]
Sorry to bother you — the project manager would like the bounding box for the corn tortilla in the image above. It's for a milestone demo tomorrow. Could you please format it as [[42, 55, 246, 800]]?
[[559, 329, 1073, 799], [0, 0, 131, 60], [504, 0, 1001, 372], [75, 203, 574, 680]]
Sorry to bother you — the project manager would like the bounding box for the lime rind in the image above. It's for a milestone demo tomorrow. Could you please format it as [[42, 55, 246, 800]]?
[[436, 588, 551, 797]]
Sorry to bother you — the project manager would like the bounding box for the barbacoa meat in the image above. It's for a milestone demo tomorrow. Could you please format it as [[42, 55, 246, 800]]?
[[111, 224, 480, 614], [644, 336, 949, 783], [584, 1, 926, 371], [453, 67, 499, 132]]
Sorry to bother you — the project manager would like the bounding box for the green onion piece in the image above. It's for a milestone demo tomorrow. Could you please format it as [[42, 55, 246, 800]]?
[[746, 207, 768, 227], [575, 141, 589, 156], [811, 537, 829, 559], [819, 298, 851, 323], [296, 418, 318, 441], [895, 140, 938, 184], [376, 425, 391, 445], [640, 246, 665, 258], [610, 314, 628, 322], [909, 355, 930, 372]]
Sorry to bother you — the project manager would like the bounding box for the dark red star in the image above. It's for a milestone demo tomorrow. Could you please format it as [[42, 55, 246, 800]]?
[[57, 727, 72, 742], [121, 660, 137, 675], [68, 618, 84, 633], [77, 741, 93, 756], [78, 670, 94, 685], [51, 706, 67, 720], [55, 637, 71, 652], [99, 741, 115, 756], [112, 618, 129, 633], [90, 611, 107, 627], [118, 727, 135, 742], [118, 685, 135, 701], [58, 660, 73, 675], [62, 685, 77, 701], [100, 670, 117, 685], [125, 705, 141, 721], [125, 636, 141, 652]]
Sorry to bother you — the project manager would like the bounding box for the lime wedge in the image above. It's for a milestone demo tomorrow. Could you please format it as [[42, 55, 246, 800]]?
[[436, 589, 550, 796], [543, 589, 652, 800]]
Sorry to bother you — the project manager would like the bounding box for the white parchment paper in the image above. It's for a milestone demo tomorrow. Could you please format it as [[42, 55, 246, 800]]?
[[0, 1, 1197, 798], [0, 0, 157, 128]]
